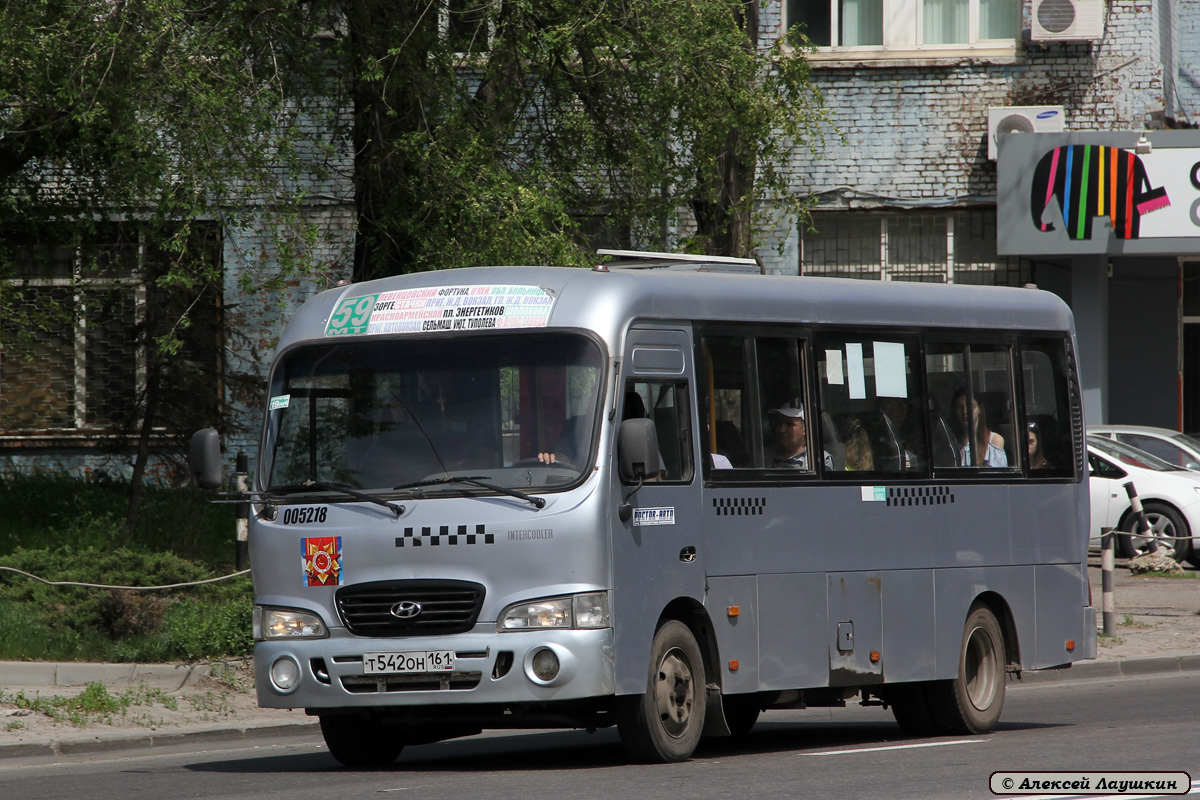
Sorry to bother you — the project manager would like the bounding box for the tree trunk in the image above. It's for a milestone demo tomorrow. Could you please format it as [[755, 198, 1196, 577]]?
[[690, 1, 759, 259]]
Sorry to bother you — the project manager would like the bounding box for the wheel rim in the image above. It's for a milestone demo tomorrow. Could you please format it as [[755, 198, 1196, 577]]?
[[654, 646, 696, 738], [963, 623, 1000, 712], [1134, 512, 1174, 551]]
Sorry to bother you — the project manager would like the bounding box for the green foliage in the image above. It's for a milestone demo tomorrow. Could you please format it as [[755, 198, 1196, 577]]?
[[340, 0, 828, 273], [162, 598, 255, 660], [0, 471, 235, 564]]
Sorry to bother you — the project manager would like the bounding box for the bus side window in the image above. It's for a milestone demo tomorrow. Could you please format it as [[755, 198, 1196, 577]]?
[[1019, 338, 1075, 477], [926, 342, 1017, 470], [815, 336, 925, 474]]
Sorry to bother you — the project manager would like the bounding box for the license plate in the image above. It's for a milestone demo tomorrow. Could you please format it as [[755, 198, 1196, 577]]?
[[363, 650, 456, 674]]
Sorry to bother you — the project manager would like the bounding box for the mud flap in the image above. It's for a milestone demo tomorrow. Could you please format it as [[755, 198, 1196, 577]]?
[[701, 684, 731, 736]]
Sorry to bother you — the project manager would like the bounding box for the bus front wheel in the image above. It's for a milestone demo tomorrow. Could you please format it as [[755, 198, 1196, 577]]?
[[616, 620, 707, 763], [319, 714, 405, 768], [927, 604, 1006, 735]]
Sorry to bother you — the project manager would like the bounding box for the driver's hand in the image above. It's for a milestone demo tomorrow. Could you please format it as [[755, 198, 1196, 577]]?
[[537, 452, 556, 464]]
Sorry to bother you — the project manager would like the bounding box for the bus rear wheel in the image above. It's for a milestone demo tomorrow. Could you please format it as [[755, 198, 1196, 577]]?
[[319, 714, 405, 768], [616, 620, 707, 763], [927, 604, 1006, 735]]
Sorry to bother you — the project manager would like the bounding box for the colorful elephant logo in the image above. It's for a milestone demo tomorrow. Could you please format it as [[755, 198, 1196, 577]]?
[[1031, 145, 1170, 240]]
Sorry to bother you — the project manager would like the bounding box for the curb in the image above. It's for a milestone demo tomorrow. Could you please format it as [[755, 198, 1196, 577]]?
[[0, 661, 212, 692], [1018, 653, 1200, 684], [0, 719, 319, 762]]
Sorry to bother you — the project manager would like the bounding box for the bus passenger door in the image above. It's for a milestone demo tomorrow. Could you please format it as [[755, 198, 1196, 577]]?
[[612, 327, 706, 695]]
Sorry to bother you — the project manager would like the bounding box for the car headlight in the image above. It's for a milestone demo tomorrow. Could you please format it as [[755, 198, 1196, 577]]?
[[498, 592, 609, 631], [255, 606, 329, 641]]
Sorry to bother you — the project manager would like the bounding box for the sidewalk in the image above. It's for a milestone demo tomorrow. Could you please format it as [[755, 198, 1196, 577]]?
[[3, 556, 1198, 761]]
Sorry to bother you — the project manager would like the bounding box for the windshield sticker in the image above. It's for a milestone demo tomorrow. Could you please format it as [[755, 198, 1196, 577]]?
[[633, 507, 675, 526], [303, 536, 343, 587], [269, 394, 291, 411], [325, 285, 555, 337]]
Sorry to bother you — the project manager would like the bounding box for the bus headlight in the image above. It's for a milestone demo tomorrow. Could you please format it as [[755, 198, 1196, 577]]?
[[255, 606, 329, 641], [498, 592, 609, 631]]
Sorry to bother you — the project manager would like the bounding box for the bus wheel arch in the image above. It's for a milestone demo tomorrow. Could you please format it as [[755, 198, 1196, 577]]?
[[616, 600, 714, 762], [927, 599, 1008, 734]]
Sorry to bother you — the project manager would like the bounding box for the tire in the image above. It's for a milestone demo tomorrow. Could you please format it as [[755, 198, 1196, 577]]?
[[319, 715, 405, 768], [1126, 502, 1191, 562], [616, 620, 707, 763], [925, 604, 1006, 735], [888, 682, 939, 736]]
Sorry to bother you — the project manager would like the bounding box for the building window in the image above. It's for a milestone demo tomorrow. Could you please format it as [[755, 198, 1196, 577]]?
[[0, 222, 222, 441], [786, 0, 1017, 50], [800, 211, 1031, 286]]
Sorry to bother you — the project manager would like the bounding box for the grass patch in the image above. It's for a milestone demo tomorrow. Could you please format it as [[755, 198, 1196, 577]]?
[[3, 682, 181, 727]]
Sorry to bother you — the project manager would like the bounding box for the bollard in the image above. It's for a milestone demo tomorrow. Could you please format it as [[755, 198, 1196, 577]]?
[[1123, 481, 1157, 554], [1101, 526, 1115, 637], [235, 451, 250, 570]]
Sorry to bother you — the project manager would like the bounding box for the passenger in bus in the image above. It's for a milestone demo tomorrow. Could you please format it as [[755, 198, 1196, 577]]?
[[842, 417, 874, 471], [951, 387, 1007, 467], [1027, 420, 1052, 470], [767, 399, 835, 470], [538, 391, 645, 465]]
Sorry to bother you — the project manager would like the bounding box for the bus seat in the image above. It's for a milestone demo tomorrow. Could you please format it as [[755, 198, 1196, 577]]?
[[654, 405, 681, 479], [928, 399, 959, 467], [715, 419, 750, 467], [821, 411, 845, 471], [863, 409, 902, 471]]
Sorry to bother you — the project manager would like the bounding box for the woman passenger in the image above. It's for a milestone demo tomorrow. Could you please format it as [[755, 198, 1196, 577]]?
[[951, 387, 1007, 467]]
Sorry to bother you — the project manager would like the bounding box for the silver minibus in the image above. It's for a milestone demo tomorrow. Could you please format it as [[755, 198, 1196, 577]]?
[[191, 252, 1097, 765]]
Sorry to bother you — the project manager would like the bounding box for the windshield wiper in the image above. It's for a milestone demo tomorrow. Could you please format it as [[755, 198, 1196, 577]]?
[[393, 475, 545, 510], [269, 480, 405, 516]]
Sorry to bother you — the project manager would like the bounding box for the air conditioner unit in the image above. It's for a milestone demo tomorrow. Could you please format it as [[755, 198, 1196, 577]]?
[[1031, 0, 1105, 42], [987, 105, 1065, 160]]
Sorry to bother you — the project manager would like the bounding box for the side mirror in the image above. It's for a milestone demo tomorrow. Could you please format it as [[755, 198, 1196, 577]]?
[[189, 428, 224, 490], [619, 417, 660, 482]]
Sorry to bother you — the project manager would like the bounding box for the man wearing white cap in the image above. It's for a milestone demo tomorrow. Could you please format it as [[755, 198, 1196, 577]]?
[[767, 398, 834, 470]]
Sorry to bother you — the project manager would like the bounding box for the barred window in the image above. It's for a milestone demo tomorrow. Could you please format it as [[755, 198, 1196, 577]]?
[[0, 222, 221, 440], [801, 210, 1032, 286]]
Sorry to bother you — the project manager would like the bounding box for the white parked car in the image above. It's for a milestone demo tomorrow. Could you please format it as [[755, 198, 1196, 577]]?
[[1088, 435, 1200, 565], [1089, 424, 1200, 472]]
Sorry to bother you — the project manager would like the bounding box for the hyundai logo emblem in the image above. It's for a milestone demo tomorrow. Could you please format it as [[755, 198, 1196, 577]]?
[[390, 601, 422, 619]]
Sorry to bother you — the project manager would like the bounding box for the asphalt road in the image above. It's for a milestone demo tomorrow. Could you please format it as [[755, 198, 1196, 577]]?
[[2, 670, 1197, 800]]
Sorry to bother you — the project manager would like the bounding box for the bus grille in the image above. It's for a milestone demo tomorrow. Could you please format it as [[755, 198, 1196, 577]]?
[[335, 579, 485, 636]]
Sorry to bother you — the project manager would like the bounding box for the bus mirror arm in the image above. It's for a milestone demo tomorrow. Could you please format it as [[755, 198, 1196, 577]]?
[[618, 475, 643, 523]]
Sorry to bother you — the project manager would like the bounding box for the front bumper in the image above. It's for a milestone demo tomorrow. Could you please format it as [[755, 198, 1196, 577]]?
[[254, 625, 616, 710]]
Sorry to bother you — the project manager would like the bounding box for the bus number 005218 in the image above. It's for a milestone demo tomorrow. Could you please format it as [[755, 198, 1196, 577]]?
[[282, 507, 328, 525]]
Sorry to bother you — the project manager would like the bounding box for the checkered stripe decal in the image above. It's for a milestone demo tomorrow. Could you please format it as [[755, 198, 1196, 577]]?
[[395, 524, 493, 547], [886, 486, 954, 507], [712, 497, 766, 516]]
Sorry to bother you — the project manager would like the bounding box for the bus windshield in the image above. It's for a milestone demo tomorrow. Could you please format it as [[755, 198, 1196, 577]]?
[[263, 332, 605, 496]]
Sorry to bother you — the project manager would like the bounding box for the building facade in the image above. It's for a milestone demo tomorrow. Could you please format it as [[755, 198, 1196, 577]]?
[[753, 0, 1194, 431]]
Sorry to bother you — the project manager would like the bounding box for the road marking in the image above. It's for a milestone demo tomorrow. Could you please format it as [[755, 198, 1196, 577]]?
[[802, 739, 986, 756]]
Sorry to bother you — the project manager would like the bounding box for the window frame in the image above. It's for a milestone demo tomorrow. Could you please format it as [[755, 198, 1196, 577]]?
[[784, 0, 1020, 58]]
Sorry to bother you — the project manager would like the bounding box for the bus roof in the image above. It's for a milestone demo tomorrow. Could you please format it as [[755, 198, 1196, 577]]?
[[280, 265, 1075, 353]]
